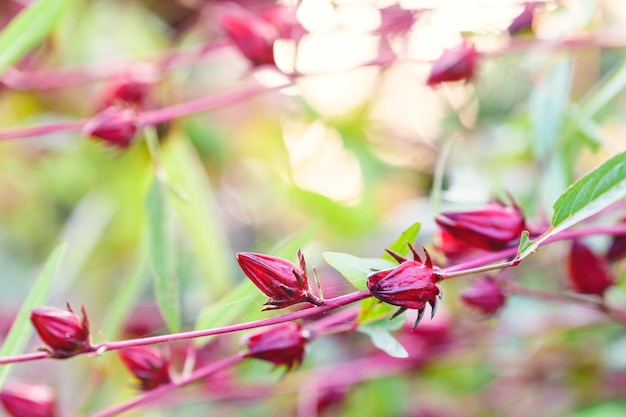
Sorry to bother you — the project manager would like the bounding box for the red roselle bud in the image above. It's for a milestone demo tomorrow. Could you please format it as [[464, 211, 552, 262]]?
[[30, 303, 91, 358], [236, 250, 324, 310], [243, 322, 309, 370], [435, 230, 477, 261], [426, 41, 479, 86], [99, 79, 152, 109], [220, 7, 280, 67], [435, 200, 526, 252], [460, 277, 506, 315], [118, 346, 171, 390], [507, 3, 537, 36], [606, 220, 626, 262], [568, 241, 614, 297], [0, 381, 57, 417], [367, 243, 441, 328], [82, 105, 139, 148]]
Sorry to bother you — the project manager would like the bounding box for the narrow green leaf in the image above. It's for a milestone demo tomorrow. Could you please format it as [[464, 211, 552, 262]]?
[[579, 60, 626, 119], [323, 252, 395, 291], [146, 180, 181, 333], [0, 243, 66, 390], [0, 0, 74, 75], [161, 133, 234, 297], [552, 151, 626, 227], [382, 222, 421, 262], [358, 319, 408, 358], [516, 151, 626, 261], [100, 251, 149, 340]]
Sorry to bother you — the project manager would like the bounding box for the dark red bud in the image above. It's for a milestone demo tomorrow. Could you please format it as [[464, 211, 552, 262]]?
[[30, 303, 90, 358], [507, 3, 536, 36], [606, 222, 626, 262], [0, 381, 57, 417], [426, 41, 479, 86], [118, 346, 171, 390], [220, 8, 279, 67], [435, 201, 525, 251], [243, 322, 308, 370], [99, 79, 152, 109], [367, 244, 440, 328], [236, 251, 322, 310], [568, 241, 614, 297], [460, 277, 506, 315], [82, 105, 139, 148]]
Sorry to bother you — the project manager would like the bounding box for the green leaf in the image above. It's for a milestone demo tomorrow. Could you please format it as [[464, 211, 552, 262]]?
[[100, 250, 149, 340], [382, 222, 421, 262], [161, 133, 234, 297], [323, 252, 395, 291], [358, 319, 408, 358], [0, 243, 66, 390], [0, 0, 74, 75], [516, 151, 626, 261], [146, 180, 181, 333]]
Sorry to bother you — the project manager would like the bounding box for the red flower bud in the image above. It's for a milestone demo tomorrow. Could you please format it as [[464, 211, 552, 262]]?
[[82, 105, 139, 148], [99, 79, 152, 109], [568, 241, 614, 297], [435, 200, 525, 251], [30, 303, 90, 358], [236, 251, 323, 310], [243, 322, 308, 370], [426, 41, 479, 86], [220, 7, 280, 67], [367, 244, 441, 328], [118, 346, 171, 390], [507, 3, 536, 36], [606, 220, 626, 262], [460, 277, 506, 315], [435, 230, 477, 261], [0, 381, 57, 417]]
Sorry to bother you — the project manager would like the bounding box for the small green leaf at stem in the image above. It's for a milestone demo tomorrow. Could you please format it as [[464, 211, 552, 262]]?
[[358, 318, 408, 358], [323, 252, 395, 291], [382, 222, 421, 262]]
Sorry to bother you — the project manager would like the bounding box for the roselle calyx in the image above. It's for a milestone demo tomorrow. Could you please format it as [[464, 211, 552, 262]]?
[[243, 322, 308, 370], [236, 250, 324, 310], [82, 105, 139, 148], [426, 41, 479, 86], [367, 243, 441, 328], [435, 200, 526, 251], [0, 381, 57, 417], [118, 346, 171, 390], [568, 241, 614, 297], [30, 303, 91, 358], [460, 276, 506, 315]]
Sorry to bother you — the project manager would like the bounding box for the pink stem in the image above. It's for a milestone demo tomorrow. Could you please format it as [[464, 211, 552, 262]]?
[[87, 355, 244, 417]]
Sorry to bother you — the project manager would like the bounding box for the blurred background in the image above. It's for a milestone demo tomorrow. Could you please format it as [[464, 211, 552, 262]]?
[[0, 0, 626, 416]]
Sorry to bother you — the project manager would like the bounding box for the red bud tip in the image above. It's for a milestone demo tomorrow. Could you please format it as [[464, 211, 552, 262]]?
[[118, 346, 171, 390], [460, 277, 506, 315], [367, 245, 440, 327], [426, 41, 479, 86], [99, 79, 152, 109], [82, 105, 139, 148], [0, 381, 57, 417], [236, 251, 321, 310], [568, 241, 614, 297], [30, 303, 91, 358], [435, 200, 525, 251], [243, 322, 308, 370]]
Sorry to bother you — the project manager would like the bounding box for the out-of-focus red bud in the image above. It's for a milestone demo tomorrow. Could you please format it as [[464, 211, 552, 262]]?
[[568, 241, 614, 297], [30, 303, 90, 358], [0, 381, 57, 417], [118, 346, 171, 390], [377, 4, 420, 38], [236, 250, 323, 310], [243, 322, 308, 370], [460, 277, 506, 315], [426, 41, 479, 86], [435, 230, 477, 261], [220, 7, 280, 66], [99, 79, 152, 109], [507, 3, 536, 36], [259, 4, 304, 41], [82, 105, 139, 148], [367, 243, 441, 328], [435, 200, 525, 251]]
